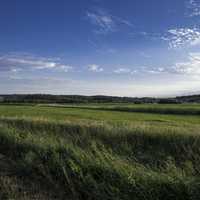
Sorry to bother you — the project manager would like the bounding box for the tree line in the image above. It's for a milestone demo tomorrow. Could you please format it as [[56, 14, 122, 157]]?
[[0, 94, 200, 104]]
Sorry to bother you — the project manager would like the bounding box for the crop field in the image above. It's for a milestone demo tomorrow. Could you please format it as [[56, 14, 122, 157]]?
[[0, 104, 200, 199]]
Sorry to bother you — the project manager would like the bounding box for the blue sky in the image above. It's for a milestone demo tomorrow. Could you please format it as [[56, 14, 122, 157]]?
[[1, 0, 200, 97]]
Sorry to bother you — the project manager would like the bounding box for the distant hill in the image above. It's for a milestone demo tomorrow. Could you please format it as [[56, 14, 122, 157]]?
[[0, 94, 200, 104], [176, 95, 200, 103]]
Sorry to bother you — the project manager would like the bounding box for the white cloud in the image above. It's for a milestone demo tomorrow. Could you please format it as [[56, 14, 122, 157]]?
[[88, 64, 103, 72], [164, 28, 200, 48], [86, 8, 133, 34], [187, 0, 200, 17], [173, 52, 200, 75], [0, 54, 73, 72]]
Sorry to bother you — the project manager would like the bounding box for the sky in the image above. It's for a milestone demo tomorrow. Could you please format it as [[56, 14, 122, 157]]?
[[1, 0, 200, 97]]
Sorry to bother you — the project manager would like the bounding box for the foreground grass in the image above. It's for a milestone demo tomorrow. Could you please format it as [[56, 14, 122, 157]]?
[[0, 112, 200, 199]]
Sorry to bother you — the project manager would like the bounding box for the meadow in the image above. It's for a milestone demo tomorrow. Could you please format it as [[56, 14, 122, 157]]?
[[0, 103, 200, 199]]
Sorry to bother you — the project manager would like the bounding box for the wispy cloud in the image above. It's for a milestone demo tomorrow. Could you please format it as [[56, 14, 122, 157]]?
[[163, 28, 200, 49], [138, 51, 152, 58], [86, 10, 115, 34], [144, 67, 166, 74], [112, 66, 167, 75], [88, 64, 104, 72], [0, 54, 73, 73], [130, 31, 162, 41], [86, 8, 133, 34], [56, 65, 73, 72], [114, 68, 131, 74], [186, 0, 200, 17], [111, 55, 200, 77]]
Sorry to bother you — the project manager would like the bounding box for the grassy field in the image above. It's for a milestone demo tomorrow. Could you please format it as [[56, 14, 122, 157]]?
[[0, 104, 200, 199]]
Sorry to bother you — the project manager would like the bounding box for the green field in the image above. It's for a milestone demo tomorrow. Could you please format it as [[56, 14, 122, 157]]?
[[0, 104, 200, 199]]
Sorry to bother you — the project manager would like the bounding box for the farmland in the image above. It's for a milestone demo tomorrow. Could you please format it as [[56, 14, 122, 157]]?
[[0, 103, 200, 199]]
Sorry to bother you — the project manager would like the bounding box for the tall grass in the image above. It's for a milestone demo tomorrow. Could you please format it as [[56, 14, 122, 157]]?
[[1, 117, 200, 199]]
